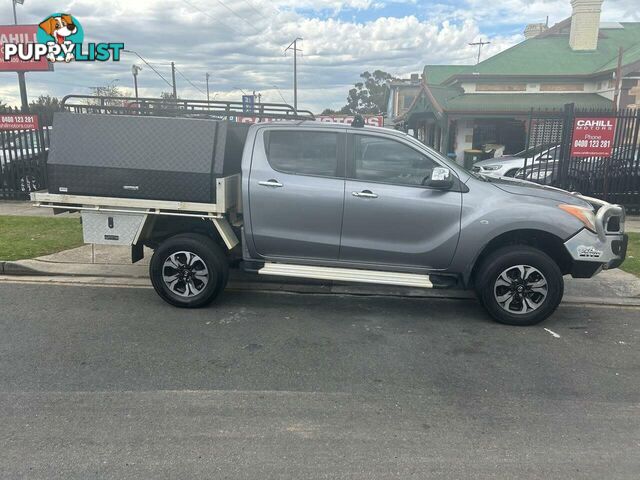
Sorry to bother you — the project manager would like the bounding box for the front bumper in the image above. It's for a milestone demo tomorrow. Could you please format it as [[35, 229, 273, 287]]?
[[564, 196, 627, 277]]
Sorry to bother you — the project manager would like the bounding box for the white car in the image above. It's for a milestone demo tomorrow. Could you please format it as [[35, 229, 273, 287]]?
[[472, 144, 559, 178]]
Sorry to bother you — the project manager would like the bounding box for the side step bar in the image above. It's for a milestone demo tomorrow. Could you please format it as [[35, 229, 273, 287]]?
[[259, 263, 433, 288]]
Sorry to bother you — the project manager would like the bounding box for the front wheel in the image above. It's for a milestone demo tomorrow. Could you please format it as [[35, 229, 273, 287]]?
[[475, 246, 563, 326], [150, 233, 229, 308]]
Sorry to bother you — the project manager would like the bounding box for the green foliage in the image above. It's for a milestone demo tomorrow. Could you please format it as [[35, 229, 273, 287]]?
[[339, 70, 394, 115], [29, 95, 63, 125], [87, 84, 126, 106], [621, 232, 640, 277]]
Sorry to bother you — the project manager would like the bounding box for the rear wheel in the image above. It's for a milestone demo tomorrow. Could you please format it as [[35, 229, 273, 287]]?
[[475, 246, 563, 326], [150, 233, 228, 308]]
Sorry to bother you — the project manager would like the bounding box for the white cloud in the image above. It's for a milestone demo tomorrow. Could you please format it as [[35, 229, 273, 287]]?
[[0, 0, 635, 112]]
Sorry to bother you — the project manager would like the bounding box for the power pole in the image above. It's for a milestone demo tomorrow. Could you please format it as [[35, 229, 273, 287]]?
[[469, 39, 491, 65], [171, 61, 177, 99], [205, 73, 210, 104], [12, 0, 29, 112], [613, 46, 623, 110], [285, 37, 302, 111]]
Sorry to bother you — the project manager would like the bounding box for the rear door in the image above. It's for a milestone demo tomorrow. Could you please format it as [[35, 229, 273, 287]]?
[[339, 132, 462, 269], [247, 127, 346, 260]]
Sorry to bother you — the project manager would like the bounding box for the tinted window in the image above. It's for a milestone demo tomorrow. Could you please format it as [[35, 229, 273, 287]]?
[[353, 135, 438, 186], [266, 130, 339, 177]]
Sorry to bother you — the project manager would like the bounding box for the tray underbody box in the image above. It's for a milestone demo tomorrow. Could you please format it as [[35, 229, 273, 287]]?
[[47, 112, 248, 203]]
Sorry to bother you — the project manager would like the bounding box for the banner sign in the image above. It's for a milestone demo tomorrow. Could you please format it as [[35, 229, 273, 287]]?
[[570, 117, 617, 157], [317, 115, 384, 127], [0, 113, 39, 130], [0, 25, 50, 72], [236, 114, 385, 127]]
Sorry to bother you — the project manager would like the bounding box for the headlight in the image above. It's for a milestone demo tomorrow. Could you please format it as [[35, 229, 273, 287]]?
[[481, 165, 502, 171], [558, 204, 597, 232]]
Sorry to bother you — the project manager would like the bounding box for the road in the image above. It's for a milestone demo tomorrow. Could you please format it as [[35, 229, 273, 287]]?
[[0, 281, 639, 479]]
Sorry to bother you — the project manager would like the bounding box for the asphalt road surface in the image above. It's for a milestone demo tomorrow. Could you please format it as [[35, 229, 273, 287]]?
[[0, 282, 639, 479]]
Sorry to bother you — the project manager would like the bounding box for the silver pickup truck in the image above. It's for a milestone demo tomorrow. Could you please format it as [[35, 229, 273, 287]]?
[[33, 112, 627, 326]]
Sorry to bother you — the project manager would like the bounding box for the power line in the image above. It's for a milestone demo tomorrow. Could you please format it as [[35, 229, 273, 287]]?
[[122, 50, 174, 88], [180, 0, 259, 35], [211, 0, 261, 34], [179, 0, 242, 35], [175, 67, 207, 96], [240, 0, 263, 17]]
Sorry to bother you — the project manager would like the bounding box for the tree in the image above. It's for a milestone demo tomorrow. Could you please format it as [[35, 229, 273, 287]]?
[[29, 95, 63, 124], [338, 70, 394, 115], [86, 83, 125, 106]]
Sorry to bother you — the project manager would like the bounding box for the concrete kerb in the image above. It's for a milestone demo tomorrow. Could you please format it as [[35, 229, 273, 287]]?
[[1, 258, 640, 307]]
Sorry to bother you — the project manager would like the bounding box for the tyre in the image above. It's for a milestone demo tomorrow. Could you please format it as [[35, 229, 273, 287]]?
[[475, 246, 563, 326], [149, 233, 229, 308]]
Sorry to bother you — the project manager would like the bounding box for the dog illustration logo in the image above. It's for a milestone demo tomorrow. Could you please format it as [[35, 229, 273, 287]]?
[[37, 13, 84, 62]]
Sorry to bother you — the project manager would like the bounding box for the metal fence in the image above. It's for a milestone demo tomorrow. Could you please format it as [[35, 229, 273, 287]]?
[[0, 111, 51, 200], [522, 104, 640, 213]]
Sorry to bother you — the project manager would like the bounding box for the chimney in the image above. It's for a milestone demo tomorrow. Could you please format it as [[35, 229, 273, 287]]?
[[569, 0, 604, 51], [410, 73, 420, 82], [524, 23, 548, 39]]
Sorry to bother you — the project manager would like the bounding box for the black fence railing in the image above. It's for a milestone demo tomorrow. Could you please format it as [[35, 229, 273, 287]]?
[[0, 111, 50, 200], [521, 104, 640, 213]]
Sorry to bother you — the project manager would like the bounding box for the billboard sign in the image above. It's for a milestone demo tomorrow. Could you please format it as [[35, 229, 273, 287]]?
[[0, 113, 39, 130], [0, 25, 50, 72], [570, 117, 617, 157]]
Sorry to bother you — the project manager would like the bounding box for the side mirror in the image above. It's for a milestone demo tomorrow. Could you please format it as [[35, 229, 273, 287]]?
[[424, 167, 454, 189]]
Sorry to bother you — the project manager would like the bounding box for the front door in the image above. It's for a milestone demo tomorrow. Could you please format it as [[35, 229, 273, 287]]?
[[247, 127, 346, 260], [340, 132, 462, 269]]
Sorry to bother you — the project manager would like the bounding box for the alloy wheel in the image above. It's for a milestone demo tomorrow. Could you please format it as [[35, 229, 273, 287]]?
[[493, 264, 548, 315], [162, 251, 210, 298]]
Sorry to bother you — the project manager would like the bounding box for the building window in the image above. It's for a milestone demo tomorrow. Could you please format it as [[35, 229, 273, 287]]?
[[540, 83, 585, 92], [476, 84, 527, 92]]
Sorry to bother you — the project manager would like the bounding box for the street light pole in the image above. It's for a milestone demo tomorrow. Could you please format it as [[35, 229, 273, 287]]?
[[131, 64, 142, 102], [171, 62, 177, 99], [12, 0, 29, 112]]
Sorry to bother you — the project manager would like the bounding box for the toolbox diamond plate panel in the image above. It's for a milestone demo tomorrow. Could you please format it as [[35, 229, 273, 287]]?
[[47, 113, 246, 203]]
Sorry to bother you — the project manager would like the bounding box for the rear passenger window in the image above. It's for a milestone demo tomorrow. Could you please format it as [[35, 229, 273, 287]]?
[[266, 130, 339, 177]]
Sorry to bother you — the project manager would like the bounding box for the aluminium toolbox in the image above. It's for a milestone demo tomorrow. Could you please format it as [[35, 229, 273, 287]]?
[[46, 112, 249, 203]]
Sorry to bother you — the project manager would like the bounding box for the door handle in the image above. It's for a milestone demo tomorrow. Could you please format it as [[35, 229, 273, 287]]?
[[352, 190, 378, 198], [259, 179, 283, 188]]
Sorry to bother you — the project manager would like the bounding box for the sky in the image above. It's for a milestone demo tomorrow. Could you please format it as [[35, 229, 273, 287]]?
[[0, 0, 638, 112]]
